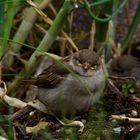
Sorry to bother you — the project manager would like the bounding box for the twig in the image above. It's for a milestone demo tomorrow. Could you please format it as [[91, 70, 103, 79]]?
[[35, 24, 66, 42], [26, 121, 48, 133], [27, 0, 79, 51], [112, 115, 140, 123], [89, 21, 95, 50], [0, 81, 27, 108], [27, 0, 53, 24], [9, 106, 35, 121], [131, 95, 140, 103], [61, 31, 79, 51], [109, 75, 136, 80], [49, 3, 57, 16], [108, 79, 122, 95]]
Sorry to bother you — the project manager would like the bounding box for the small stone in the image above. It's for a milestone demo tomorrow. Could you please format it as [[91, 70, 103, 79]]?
[[131, 110, 138, 117], [113, 127, 122, 134]]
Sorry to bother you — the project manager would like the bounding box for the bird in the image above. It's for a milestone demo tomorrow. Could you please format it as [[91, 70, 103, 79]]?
[[110, 55, 140, 93], [110, 55, 140, 76], [26, 49, 107, 131]]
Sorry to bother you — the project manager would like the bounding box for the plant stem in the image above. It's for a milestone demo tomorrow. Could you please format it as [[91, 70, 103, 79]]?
[[0, 0, 4, 37], [7, 0, 71, 95], [2, 0, 50, 70], [83, 0, 128, 22], [0, 0, 24, 59], [121, 0, 140, 53], [0, 0, 15, 59]]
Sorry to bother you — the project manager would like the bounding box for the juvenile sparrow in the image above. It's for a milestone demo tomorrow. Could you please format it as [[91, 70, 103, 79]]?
[[110, 55, 140, 92], [110, 55, 140, 76], [27, 49, 107, 130]]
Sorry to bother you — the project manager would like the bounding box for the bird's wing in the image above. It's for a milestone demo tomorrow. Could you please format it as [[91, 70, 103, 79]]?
[[34, 57, 72, 88]]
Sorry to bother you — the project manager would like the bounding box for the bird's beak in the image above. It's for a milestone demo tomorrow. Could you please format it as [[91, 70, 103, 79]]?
[[82, 63, 90, 71]]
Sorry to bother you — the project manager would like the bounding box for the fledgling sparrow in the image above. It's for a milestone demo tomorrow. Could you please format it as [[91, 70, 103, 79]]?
[[27, 49, 107, 131], [110, 55, 140, 92], [110, 55, 140, 76]]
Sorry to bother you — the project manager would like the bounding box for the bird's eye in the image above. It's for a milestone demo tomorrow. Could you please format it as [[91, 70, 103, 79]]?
[[76, 59, 82, 67], [90, 67, 94, 70], [90, 65, 97, 70], [77, 63, 82, 67]]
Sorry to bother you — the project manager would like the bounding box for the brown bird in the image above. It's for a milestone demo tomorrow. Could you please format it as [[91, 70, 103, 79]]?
[[110, 55, 140, 75], [110, 55, 140, 93], [26, 49, 107, 131]]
